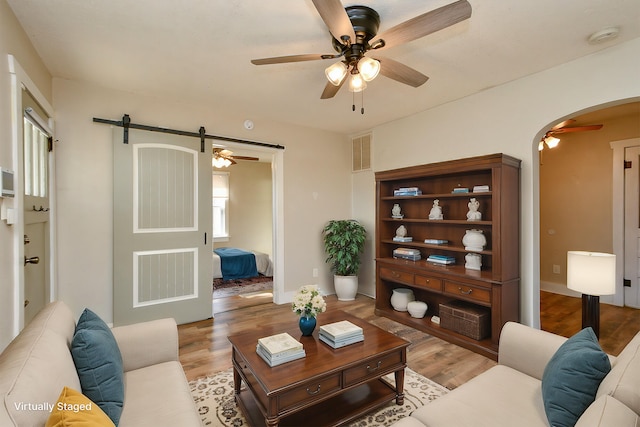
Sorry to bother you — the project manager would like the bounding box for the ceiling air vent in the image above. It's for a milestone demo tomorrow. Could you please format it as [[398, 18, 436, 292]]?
[[352, 133, 371, 172]]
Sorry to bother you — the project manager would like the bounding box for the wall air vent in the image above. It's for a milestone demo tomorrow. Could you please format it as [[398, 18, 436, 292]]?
[[352, 133, 371, 172]]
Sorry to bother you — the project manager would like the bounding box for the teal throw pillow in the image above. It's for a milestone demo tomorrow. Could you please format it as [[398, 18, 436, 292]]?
[[71, 309, 124, 426], [541, 327, 611, 427]]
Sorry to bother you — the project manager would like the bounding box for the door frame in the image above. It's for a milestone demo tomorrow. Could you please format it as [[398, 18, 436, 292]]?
[[611, 137, 640, 307], [213, 140, 285, 304], [8, 55, 57, 336]]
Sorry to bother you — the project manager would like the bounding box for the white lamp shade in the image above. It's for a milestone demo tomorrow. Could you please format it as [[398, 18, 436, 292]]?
[[567, 251, 616, 296], [325, 61, 348, 86], [358, 57, 380, 82]]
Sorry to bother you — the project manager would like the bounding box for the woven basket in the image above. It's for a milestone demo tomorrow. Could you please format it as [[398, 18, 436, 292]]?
[[439, 301, 490, 340]]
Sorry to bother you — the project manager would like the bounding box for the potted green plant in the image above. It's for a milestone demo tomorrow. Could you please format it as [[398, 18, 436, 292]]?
[[322, 219, 367, 301]]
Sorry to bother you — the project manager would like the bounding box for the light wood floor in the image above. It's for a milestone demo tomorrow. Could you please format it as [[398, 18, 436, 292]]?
[[179, 291, 640, 390]]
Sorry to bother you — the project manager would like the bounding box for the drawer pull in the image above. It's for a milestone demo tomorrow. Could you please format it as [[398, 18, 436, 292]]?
[[391, 271, 401, 278], [306, 384, 321, 395], [367, 361, 382, 372], [458, 287, 473, 295]]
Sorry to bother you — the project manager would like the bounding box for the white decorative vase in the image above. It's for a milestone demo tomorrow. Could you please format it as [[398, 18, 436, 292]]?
[[334, 275, 358, 301], [462, 229, 487, 252], [390, 288, 415, 312], [407, 301, 428, 318]]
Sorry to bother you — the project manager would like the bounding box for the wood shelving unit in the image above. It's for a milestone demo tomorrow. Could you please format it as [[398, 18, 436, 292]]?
[[374, 153, 521, 359]]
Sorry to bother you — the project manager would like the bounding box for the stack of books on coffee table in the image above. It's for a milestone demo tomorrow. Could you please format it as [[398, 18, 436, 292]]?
[[319, 320, 364, 348], [256, 333, 305, 367]]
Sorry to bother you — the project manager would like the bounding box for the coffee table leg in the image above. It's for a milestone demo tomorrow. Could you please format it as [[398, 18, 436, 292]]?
[[394, 368, 405, 405], [233, 366, 242, 397]]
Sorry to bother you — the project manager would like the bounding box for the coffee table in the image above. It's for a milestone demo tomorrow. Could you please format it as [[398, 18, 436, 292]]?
[[228, 310, 410, 427]]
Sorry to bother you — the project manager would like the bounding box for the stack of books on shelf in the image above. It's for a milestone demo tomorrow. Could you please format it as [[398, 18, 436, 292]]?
[[427, 254, 456, 265], [319, 321, 364, 348], [424, 238, 449, 245], [393, 247, 421, 261], [393, 236, 413, 242], [473, 185, 490, 193], [394, 187, 422, 196], [256, 333, 305, 367], [452, 187, 469, 193]]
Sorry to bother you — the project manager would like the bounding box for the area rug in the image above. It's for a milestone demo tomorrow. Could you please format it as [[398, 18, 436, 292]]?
[[190, 367, 448, 426], [213, 276, 273, 299]]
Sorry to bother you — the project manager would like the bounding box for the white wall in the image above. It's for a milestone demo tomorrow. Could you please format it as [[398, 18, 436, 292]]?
[[359, 38, 640, 327], [53, 78, 350, 323]]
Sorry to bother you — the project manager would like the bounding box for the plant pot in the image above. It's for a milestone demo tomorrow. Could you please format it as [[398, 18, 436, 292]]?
[[334, 275, 358, 301]]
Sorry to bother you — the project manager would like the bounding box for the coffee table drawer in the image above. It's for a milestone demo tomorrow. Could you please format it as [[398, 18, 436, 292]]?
[[279, 373, 341, 412], [343, 351, 404, 387]]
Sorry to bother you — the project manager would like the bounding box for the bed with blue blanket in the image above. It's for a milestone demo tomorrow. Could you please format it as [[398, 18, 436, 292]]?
[[213, 247, 273, 280]]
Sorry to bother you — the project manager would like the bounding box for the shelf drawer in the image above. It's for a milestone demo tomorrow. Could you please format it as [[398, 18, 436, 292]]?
[[279, 373, 341, 412], [343, 351, 404, 387], [380, 267, 414, 286], [414, 275, 442, 292], [443, 281, 491, 304]]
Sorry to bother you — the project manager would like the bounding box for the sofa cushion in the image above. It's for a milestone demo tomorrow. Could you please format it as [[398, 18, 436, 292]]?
[[576, 395, 639, 426], [542, 327, 611, 427], [46, 386, 115, 427], [410, 365, 549, 426], [597, 331, 640, 415], [71, 309, 124, 425], [118, 361, 202, 427]]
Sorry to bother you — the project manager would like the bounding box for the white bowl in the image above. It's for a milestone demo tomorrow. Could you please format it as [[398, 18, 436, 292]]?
[[407, 301, 428, 318]]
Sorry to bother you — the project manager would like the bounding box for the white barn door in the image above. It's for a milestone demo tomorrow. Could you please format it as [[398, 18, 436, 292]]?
[[113, 129, 212, 326]]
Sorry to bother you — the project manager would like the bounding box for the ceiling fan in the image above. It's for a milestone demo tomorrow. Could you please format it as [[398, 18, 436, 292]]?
[[251, 0, 472, 102], [539, 119, 604, 151], [212, 148, 259, 168]]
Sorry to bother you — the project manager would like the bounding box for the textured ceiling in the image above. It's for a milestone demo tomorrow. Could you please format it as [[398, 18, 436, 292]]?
[[7, 0, 640, 135]]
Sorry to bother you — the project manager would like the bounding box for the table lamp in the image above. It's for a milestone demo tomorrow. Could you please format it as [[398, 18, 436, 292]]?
[[566, 251, 616, 338]]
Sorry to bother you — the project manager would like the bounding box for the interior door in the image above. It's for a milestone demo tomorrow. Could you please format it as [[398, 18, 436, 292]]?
[[624, 146, 640, 308], [113, 129, 212, 326]]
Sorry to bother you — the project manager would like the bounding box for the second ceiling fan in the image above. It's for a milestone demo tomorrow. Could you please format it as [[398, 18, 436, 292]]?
[[251, 0, 472, 100]]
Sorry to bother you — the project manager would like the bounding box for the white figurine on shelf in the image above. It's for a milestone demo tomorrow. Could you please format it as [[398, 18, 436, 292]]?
[[395, 225, 408, 238], [429, 199, 443, 220], [391, 203, 404, 219], [466, 198, 482, 221], [465, 253, 482, 270]]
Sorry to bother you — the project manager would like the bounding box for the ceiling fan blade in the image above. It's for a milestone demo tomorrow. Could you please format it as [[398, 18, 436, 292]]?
[[320, 78, 345, 99], [312, 0, 356, 45], [251, 53, 336, 65], [550, 119, 576, 131], [371, 0, 472, 50], [549, 125, 604, 135], [375, 57, 429, 88], [233, 156, 260, 161]]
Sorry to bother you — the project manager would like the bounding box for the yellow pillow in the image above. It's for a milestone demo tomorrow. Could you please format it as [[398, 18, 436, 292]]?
[[46, 387, 115, 427]]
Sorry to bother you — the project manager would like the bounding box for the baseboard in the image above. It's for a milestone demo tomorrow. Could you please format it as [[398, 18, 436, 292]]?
[[540, 281, 581, 298]]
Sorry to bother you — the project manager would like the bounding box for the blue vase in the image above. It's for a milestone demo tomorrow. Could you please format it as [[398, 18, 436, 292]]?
[[299, 315, 316, 336]]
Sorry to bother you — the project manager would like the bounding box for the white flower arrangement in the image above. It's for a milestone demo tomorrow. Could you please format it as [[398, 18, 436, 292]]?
[[292, 285, 327, 318]]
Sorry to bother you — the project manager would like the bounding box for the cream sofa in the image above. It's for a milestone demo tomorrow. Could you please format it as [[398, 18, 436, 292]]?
[[394, 322, 640, 427], [0, 301, 202, 426]]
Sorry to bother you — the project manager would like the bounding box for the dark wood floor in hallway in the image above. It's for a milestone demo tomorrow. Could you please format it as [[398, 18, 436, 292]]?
[[179, 291, 640, 390]]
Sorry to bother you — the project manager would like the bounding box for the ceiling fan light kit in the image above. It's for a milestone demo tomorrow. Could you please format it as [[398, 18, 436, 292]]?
[[251, 0, 472, 112], [325, 61, 348, 86]]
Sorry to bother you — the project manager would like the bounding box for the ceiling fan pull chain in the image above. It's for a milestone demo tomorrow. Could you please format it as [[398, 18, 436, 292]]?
[[352, 91, 356, 112], [361, 90, 365, 115]]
